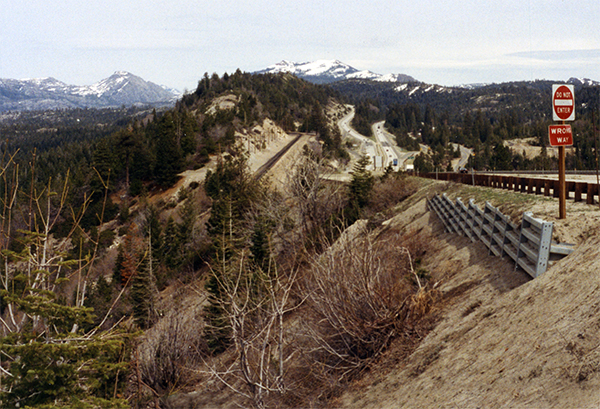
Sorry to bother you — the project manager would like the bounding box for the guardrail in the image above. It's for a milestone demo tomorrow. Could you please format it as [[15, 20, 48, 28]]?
[[421, 172, 600, 205], [427, 193, 575, 278]]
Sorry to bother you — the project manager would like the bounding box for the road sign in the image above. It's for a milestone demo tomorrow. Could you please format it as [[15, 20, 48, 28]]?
[[548, 125, 573, 146], [552, 84, 575, 121]]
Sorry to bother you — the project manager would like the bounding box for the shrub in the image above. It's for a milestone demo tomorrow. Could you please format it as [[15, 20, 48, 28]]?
[[301, 222, 436, 379], [137, 307, 207, 393], [367, 174, 418, 215]]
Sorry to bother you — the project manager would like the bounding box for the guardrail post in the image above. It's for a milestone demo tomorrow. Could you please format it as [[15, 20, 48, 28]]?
[[456, 198, 474, 241], [587, 183, 597, 205], [489, 208, 504, 256], [544, 180, 552, 196], [515, 212, 553, 278], [566, 181, 575, 200], [535, 179, 543, 195], [574, 182, 585, 202], [520, 178, 527, 193], [427, 194, 573, 278], [479, 202, 497, 250], [466, 199, 478, 241]]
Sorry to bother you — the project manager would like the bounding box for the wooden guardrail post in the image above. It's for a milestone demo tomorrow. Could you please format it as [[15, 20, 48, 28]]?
[[534, 179, 542, 195], [566, 181, 575, 200], [587, 183, 597, 205], [544, 180, 552, 196], [575, 182, 585, 202], [527, 178, 534, 194]]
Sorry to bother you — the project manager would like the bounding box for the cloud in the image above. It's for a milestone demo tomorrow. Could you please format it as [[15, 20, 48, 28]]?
[[508, 49, 600, 61]]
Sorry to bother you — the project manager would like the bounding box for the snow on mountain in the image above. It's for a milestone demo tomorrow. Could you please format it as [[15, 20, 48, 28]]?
[[374, 73, 416, 83], [0, 72, 180, 111], [258, 60, 357, 84], [456, 83, 489, 90], [257, 60, 416, 84], [347, 70, 381, 80], [568, 77, 600, 87]]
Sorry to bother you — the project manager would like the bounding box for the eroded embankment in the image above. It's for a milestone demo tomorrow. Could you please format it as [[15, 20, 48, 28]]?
[[339, 178, 600, 409]]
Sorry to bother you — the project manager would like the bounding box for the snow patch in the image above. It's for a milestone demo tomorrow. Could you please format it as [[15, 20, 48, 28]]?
[[408, 86, 420, 96]]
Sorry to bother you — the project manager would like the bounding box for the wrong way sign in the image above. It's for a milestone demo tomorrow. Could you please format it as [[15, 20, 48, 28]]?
[[548, 124, 573, 147], [552, 84, 575, 121]]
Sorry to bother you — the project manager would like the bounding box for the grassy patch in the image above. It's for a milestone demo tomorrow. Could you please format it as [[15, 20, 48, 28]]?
[[440, 182, 554, 221]]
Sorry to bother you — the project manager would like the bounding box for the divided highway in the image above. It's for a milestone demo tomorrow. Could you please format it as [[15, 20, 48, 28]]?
[[338, 106, 420, 171], [338, 105, 472, 173], [372, 121, 421, 171]]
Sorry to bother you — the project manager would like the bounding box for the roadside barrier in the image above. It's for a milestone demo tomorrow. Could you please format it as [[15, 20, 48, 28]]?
[[421, 172, 600, 205], [427, 193, 575, 278]]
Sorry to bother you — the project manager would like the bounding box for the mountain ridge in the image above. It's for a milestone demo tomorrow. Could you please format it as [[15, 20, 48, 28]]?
[[0, 71, 180, 112], [256, 60, 600, 90], [256, 59, 417, 84]]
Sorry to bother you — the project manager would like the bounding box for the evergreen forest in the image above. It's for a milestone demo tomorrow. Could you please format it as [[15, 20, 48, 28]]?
[[341, 80, 600, 172], [0, 71, 367, 408]]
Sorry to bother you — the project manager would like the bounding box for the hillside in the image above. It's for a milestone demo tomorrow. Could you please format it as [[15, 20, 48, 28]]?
[[0, 72, 356, 408], [156, 169, 600, 408], [333, 180, 600, 408], [2, 69, 600, 408]]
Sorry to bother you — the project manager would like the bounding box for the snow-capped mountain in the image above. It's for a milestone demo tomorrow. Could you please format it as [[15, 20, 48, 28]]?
[[567, 77, 600, 87], [257, 60, 416, 84], [0, 72, 180, 112]]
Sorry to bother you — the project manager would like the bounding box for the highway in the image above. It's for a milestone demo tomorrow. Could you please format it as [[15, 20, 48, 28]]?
[[338, 106, 378, 170], [373, 121, 421, 171], [451, 143, 473, 171], [339, 108, 471, 173], [372, 121, 398, 170]]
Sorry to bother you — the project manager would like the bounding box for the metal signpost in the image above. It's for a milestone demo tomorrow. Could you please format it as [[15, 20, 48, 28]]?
[[551, 84, 575, 219]]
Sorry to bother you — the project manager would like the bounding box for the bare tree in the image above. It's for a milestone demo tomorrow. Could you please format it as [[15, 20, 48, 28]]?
[[286, 149, 347, 249], [204, 250, 302, 409], [0, 162, 99, 335]]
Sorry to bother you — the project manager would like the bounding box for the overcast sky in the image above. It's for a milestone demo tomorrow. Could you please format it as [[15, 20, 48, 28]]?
[[2, 0, 599, 91]]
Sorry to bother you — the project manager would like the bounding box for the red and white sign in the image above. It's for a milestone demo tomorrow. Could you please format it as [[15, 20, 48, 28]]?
[[548, 124, 573, 146], [552, 84, 575, 121]]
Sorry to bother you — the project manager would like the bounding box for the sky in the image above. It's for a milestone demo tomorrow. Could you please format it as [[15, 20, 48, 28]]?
[[1, 0, 599, 91]]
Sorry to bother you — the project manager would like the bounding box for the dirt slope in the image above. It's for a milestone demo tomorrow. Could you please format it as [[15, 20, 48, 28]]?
[[338, 180, 600, 408]]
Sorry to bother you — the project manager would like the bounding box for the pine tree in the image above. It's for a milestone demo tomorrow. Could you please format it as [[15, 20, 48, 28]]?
[[0, 169, 132, 407], [162, 216, 181, 269], [153, 112, 184, 187], [119, 224, 144, 286], [130, 236, 158, 329], [348, 155, 375, 211], [203, 154, 258, 352]]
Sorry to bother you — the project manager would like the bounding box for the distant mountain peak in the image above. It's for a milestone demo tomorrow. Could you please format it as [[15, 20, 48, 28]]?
[[0, 72, 180, 112], [257, 59, 416, 84], [113, 70, 133, 76], [567, 77, 600, 87]]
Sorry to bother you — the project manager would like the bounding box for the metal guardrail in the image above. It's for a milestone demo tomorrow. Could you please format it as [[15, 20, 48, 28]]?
[[421, 172, 600, 205], [427, 193, 575, 278]]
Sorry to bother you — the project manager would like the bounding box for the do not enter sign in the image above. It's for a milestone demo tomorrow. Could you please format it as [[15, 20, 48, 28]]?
[[552, 84, 575, 121]]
